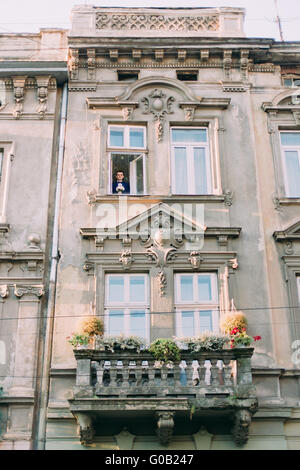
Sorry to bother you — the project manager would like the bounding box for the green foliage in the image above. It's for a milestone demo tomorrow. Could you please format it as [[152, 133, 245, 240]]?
[[175, 332, 229, 351], [67, 333, 90, 348], [94, 334, 146, 352], [149, 338, 181, 363]]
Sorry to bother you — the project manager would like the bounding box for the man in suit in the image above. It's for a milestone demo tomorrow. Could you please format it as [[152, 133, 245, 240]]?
[[112, 170, 130, 194]]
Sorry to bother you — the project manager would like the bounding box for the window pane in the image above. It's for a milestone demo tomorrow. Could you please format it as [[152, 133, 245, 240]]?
[[194, 147, 208, 194], [108, 310, 124, 335], [285, 151, 300, 197], [130, 311, 146, 337], [136, 156, 144, 194], [130, 276, 145, 303], [197, 275, 212, 301], [108, 276, 124, 303], [281, 132, 300, 146], [110, 128, 124, 147], [172, 129, 207, 143], [199, 311, 212, 333], [283, 78, 293, 87], [181, 311, 195, 337], [174, 147, 188, 194], [130, 128, 144, 148], [180, 276, 194, 301]]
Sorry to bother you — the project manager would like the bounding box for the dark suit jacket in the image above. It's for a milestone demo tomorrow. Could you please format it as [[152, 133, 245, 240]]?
[[112, 181, 130, 194]]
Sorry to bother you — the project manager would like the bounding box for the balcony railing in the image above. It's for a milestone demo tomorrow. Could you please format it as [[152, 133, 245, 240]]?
[[69, 347, 257, 447]]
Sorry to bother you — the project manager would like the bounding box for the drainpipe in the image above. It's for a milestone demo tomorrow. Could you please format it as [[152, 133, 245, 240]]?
[[35, 81, 68, 450]]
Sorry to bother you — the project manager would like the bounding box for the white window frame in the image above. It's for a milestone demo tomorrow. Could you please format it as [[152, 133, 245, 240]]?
[[174, 273, 219, 336], [171, 127, 213, 195], [108, 125, 147, 150], [297, 276, 300, 305], [280, 131, 300, 197], [107, 125, 147, 195], [104, 274, 150, 340]]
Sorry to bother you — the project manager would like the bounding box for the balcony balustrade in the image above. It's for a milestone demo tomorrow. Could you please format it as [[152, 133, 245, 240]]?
[[69, 347, 257, 447]]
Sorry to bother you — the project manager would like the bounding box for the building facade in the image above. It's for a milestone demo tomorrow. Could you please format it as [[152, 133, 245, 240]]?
[[0, 5, 300, 450]]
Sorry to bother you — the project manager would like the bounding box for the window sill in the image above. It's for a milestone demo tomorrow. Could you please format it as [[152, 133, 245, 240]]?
[[278, 197, 300, 205], [89, 194, 227, 204]]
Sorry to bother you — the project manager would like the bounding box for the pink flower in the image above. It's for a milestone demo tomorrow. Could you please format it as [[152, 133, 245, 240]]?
[[253, 336, 261, 341]]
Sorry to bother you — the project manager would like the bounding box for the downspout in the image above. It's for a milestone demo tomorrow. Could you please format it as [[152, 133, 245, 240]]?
[[35, 81, 68, 450]]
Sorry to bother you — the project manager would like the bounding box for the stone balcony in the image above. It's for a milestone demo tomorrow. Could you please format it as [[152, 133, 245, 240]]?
[[69, 348, 257, 447]]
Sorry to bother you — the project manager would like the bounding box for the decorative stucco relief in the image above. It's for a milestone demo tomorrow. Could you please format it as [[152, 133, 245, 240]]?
[[141, 89, 175, 142], [96, 13, 219, 32]]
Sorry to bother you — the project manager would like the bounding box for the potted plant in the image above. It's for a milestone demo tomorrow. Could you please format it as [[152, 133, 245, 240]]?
[[94, 334, 146, 353], [175, 332, 229, 352], [229, 327, 261, 349], [80, 316, 104, 347], [67, 332, 90, 349], [148, 338, 181, 367], [220, 311, 248, 335]]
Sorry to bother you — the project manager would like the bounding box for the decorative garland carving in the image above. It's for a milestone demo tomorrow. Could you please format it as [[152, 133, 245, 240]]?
[[141, 89, 175, 142], [158, 270, 167, 296], [224, 190, 234, 206], [69, 49, 79, 80], [156, 412, 175, 445], [0, 285, 9, 298], [12, 78, 26, 119], [87, 49, 96, 80], [96, 13, 220, 32]]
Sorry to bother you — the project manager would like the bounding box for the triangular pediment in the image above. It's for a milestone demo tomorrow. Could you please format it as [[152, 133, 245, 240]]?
[[116, 203, 206, 240], [273, 220, 300, 241]]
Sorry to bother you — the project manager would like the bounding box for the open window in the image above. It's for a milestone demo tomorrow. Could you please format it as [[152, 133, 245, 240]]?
[[108, 125, 147, 195]]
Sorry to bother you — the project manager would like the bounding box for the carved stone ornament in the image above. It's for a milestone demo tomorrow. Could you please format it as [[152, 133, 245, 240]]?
[[224, 189, 234, 206], [27, 233, 41, 250], [144, 213, 183, 269], [80, 426, 95, 446], [96, 12, 220, 33], [141, 89, 175, 142], [182, 105, 196, 122], [87, 189, 97, 206], [12, 77, 26, 119], [284, 241, 294, 255], [119, 249, 133, 270], [87, 49, 96, 81], [36, 75, 51, 119], [69, 49, 79, 80], [188, 251, 203, 269], [232, 409, 252, 447], [229, 258, 239, 269], [156, 412, 175, 445], [0, 285, 9, 298], [14, 284, 44, 298], [223, 50, 232, 80], [158, 270, 167, 296], [272, 193, 282, 212], [121, 105, 135, 121]]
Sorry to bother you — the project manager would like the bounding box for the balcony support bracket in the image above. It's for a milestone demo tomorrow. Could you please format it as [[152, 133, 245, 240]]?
[[232, 409, 252, 447], [156, 411, 175, 445]]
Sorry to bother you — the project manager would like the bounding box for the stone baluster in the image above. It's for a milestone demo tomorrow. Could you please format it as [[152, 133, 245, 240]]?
[[148, 361, 156, 385], [198, 359, 207, 387], [174, 362, 181, 387], [185, 360, 194, 387], [210, 359, 220, 387], [135, 359, 143, 386], [122, 359, 130, 389], [96, 360, 104, 386], [223, 359, 233, 387], [109, 360, 118, 388]]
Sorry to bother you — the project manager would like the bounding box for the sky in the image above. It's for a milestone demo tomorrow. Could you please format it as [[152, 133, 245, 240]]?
[[0, 0, 299, 41]]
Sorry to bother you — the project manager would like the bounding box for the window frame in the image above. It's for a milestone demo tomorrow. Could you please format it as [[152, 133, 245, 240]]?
[[104, 273, 150, 340], [170, 126, 213, 195], [174, 273, 219, 336], [107, 124, 148, 195], [279, 130, 300, 198]]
